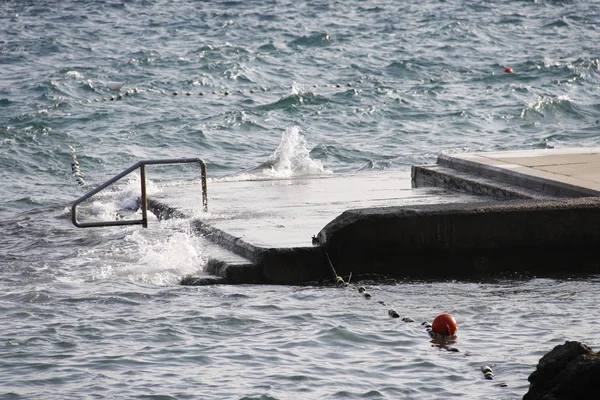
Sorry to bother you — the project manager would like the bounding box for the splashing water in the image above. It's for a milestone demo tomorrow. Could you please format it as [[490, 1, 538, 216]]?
[[262, 126, 327, 178], [213, 126, 329, 182], [74, 221, 208, 286], [121, 229, 207, 285], [291, 81, 311, 96]]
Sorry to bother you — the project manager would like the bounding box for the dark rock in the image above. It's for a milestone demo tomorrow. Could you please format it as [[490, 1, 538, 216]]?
[[523, 341, 600, 400], [181, 275, 227, 285]]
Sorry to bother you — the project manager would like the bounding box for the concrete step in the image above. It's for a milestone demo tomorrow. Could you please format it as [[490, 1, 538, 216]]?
[[412, 164, 560, 200], [433, 150, 600, 198]]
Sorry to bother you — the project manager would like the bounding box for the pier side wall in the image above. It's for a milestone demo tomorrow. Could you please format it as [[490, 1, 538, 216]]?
[[316, 198, 600, 279]]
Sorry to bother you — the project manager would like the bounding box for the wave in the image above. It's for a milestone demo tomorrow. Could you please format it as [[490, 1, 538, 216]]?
[[543, 17, 570, 28], [310, 143, 398, 172], [60, 179, 205, 286], [260, 126, 326, 178], [215, 126, 328, 181], [101, 227, 207, 286], [254, 83, 331, 112], [288, 32, 332, 48], [384, 59, 429, 80], [533, 56, 600, 82], [520, 94, 581, 119]]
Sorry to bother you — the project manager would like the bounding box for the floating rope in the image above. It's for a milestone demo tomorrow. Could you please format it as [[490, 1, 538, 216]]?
[[351, 281, 461, 352], [323, 247, 348, 287], [481, 365, 495, 380], [317, 259, 506, 386], [70, 145, 86, 187], [84, 80, 366, 104], [313, 235, 462, 354]]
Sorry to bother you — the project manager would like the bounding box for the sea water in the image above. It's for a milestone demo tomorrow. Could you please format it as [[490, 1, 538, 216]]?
[[2, 1, 600, 398]]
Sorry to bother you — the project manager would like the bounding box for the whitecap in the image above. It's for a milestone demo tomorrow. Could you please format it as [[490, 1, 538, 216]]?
[[65, 70, 83, 79]]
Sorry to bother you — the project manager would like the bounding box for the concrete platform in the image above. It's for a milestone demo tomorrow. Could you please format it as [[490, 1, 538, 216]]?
[[148, 172, 488, 284], [142, 148, 600, 285], [152, 172, 484, 249]]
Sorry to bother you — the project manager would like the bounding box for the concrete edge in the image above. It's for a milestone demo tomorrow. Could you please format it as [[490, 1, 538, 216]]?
[[147, 197, 265, 264], [147, 198, 266, 284], [438, 153, 600, 197], [191, 219, 264, 264], [147, 198, 188, 220], [411, 164, 544, 200], [147, 198, 333, 284], [187, 222, 332, 284], [315, 197, 600, 278]]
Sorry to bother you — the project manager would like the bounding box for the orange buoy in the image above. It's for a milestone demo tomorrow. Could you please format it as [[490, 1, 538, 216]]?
[[432, 313, 458, 336], [504, 67, 514, 74]]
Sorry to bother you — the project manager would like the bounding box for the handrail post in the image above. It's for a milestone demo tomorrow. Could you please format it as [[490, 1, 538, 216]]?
[[201, 160, 208, 212], [140, 163, 148, 228]]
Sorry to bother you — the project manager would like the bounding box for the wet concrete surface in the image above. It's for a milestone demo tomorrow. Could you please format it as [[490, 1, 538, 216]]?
[[152, 171, 487, 250], [144, 149, 600, 284]]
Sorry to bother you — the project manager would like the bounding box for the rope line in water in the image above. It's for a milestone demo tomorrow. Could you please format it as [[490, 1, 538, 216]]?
[[323, 248, 350, 287], [324, 250, 506, 386], [70, 146, 86, 188], [355, 285, 506, 384], [84, 80, 367, 104]]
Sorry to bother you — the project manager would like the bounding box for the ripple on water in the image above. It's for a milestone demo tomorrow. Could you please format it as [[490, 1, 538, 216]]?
[[3, 0, 600, 398]]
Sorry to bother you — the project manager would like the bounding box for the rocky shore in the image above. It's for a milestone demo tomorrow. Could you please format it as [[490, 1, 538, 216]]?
[[524, 341, 600, 399]]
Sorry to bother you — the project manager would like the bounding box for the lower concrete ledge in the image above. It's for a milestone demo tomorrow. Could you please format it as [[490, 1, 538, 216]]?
[[180, 274, 227, 285], [314, 197, 600, 281], [190, 220, 332, 284]]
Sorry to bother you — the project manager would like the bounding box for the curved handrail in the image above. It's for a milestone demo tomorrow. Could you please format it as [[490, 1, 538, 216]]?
[[71, 158, 207, 228]]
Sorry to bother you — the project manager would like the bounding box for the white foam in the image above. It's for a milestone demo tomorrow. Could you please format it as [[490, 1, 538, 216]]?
[[262, 126, 326, 178], [120, 229, 207, 286], [75, 221, 208, 286], [65, 71, 83, 79], [291, 81, 311, 96], [521, 94, 573, 117], [107, 81, 126, 91]]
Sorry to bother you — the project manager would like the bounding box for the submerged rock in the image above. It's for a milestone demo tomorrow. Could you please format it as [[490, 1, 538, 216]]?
[[181, 275, 227, 285], [523, 341, 600, 400]]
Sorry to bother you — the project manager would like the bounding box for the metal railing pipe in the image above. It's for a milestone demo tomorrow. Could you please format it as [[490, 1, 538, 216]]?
[[71, 157, 207, 228]]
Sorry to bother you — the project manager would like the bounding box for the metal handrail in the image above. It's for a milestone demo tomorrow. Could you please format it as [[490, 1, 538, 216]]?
[[71, 158, 207, 228]]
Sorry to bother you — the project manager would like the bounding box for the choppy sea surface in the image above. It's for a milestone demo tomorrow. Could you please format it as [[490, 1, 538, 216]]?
[[2, 0, 600, 398]]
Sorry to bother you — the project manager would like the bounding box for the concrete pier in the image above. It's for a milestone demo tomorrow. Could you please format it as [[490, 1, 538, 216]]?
[[149, 172, 484, 284], [145, 148, 600, 285]]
